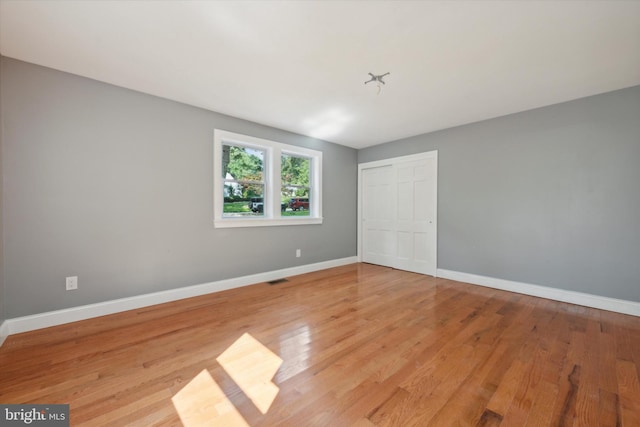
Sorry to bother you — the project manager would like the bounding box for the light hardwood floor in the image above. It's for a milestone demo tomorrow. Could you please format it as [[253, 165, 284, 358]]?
[[1, 263, 640, 426]]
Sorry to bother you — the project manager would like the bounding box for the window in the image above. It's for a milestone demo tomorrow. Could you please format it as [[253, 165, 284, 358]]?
[[214, 130, 322, 228]]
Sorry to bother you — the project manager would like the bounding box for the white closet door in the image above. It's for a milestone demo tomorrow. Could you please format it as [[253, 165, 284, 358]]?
[[393, 156, 437, 275], [360, 151, 437, 276], [361, 165, 396, 268]]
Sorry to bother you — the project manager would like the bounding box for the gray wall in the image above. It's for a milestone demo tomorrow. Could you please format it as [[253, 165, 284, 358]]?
[[360, 86, 640, 302], [0, 57, 4, 325], [0, 57, 357, 318]]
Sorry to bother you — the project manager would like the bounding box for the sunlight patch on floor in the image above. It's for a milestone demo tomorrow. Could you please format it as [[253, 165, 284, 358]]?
[[172, 369, 249, 427], [172, 333, 283, 425], [217, 332, 283, 414]]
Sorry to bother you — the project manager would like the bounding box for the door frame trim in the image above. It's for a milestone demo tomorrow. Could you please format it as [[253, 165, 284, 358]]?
[[357, 150, 438, 274]]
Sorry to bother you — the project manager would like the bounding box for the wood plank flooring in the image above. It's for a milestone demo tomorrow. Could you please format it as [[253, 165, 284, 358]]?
[[1, 263, 640, 426]]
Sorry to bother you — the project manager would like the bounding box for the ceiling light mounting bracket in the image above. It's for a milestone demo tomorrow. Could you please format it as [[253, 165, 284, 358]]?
[[365, 72, 390, 94]]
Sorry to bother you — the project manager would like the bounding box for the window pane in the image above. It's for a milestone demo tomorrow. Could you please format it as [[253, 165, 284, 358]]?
[[223, 185, 264, 217], [281, 154, 311, 217], [281, 154, 310, 186], [222, 144, 265, 218], [223, 145, 264, 182], [281, 186, 310, 217]]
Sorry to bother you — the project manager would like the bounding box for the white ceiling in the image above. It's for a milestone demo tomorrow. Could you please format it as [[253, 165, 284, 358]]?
[[1, 1, 639, 149]]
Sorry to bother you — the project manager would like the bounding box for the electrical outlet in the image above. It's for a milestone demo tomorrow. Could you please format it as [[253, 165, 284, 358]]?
[[66, 276, 78, 291], [296, 249, 301, 258]]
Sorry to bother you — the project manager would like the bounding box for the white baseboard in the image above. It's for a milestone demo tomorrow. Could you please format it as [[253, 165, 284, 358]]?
[[0, 320, 9, 347], [4, 256, 358, 337], [437, 268, 640, 317]]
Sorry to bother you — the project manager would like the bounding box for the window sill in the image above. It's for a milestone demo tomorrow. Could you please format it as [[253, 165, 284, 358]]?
[[213, 217, 323, 228]]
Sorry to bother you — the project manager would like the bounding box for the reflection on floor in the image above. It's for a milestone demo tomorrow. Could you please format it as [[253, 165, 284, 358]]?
[[217, 333, 283, 415], [172, 369, 249, 427], [172, 333, 282, 426]]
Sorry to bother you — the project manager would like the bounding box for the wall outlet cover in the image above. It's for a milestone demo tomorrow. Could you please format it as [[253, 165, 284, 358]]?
[[66, 276, 78, 291]]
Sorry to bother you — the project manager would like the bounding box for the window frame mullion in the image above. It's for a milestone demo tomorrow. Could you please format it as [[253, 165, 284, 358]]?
[[270, 147, 281, 218]]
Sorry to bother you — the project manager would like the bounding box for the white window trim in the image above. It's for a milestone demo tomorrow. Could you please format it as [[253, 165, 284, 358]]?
[[214, 129, 323, 228]]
